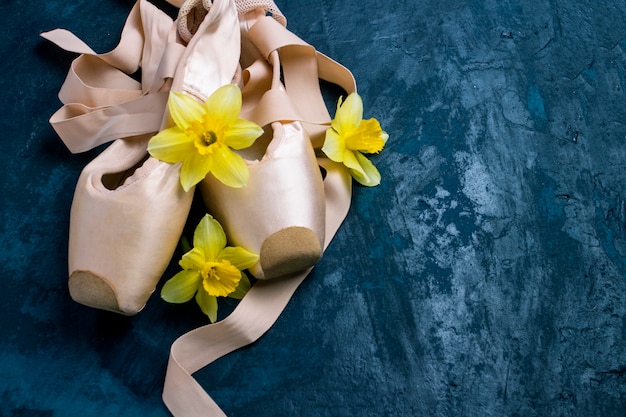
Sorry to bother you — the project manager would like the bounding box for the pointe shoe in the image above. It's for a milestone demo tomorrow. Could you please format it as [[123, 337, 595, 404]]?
[[197, 6, 326, 280], [68, 136, 192, 314], [52, 0, 242, 314], [42, 0, 188, 315], [199, 111, 327, 279], [196, 2, 357, 280]]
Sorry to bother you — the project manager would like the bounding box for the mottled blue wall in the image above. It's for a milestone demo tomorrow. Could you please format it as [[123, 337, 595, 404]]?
[[1, 0, 625, 416]]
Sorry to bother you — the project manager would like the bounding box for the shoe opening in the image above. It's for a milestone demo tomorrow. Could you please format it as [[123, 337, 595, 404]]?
[[101, 153, 150, 190]]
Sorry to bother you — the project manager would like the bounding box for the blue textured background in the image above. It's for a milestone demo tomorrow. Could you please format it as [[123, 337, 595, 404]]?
[[1, 0, 626, 415]]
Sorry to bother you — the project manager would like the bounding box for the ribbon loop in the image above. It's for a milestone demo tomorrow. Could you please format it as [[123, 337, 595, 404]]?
[[162, 158, 352, 416], [41, 0, 177, 153], [247, 16, 357, 146]]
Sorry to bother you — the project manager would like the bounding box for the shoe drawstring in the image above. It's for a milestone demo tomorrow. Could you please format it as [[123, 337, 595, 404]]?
[[177, 0, 221, 42]]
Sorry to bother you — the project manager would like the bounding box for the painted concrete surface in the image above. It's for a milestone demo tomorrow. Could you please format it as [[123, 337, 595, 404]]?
[[1, 0, 625, 416]]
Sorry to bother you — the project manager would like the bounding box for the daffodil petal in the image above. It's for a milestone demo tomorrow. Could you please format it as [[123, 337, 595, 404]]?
[[342, 149, 363, 174], [322, 128, 346, 163], [223, 119, 264, 150], [351, 151, 381, 187], [381, 130, 389, 144], [228, 274, 251, 300], [179, 247, 206, 271], [219, 246, 259, 270], [147, 127, 195, 164], [161, 270, 202, 303], [169, 91, 206, 131], [335, 93, 363, 134], [204, 84, 241, 122], [201, 262, 241, 297], [209, 145, 249, 188], [194, 214, 226, 261], [195, 289, 218, 322], [180, 152, 209, 192]]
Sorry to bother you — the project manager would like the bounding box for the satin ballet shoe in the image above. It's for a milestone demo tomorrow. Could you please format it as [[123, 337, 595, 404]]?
[[198, 27, 325, 279], [68, 135, 192, 314], [47, 0, 241, 314], [41, 0, 188, 315], [194, 3, 357, 280], [199, 118, 326, 279]]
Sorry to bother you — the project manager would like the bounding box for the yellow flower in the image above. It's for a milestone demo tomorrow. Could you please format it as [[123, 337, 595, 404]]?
[[161, 214, 259, 322], [148, 84, 264, 191], [322, 93, 388, 186]]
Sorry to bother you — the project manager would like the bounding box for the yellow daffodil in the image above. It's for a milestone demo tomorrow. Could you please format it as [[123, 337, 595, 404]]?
[[161, 214, 259, 322], [148, 84, 264, 191], [322, 92, 388, 186]]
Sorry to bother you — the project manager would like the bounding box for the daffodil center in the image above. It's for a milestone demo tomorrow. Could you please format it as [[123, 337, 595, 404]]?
[[200, 262, 220, 282], [344, 119, 386, 154], [188, 120, 220, 155], [194, 129, 219, 155], [202, 130, 217, 146], [199, 259, 242, 297]]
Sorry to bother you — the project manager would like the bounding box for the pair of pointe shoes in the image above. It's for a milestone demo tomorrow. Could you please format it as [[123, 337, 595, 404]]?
[[48, 0, 352, 315]]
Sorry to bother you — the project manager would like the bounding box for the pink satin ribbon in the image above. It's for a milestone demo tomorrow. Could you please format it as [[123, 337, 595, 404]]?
[[164, 157, 352, 416], [41, 0, 180, 153]]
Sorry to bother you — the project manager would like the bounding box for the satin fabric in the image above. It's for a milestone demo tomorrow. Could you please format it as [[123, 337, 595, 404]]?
[[42, 0, 243, 314], [69, 137, 192, 314], [163, 157, 352, 416], [164, 3, 356, 413], [201, 121, 327, 279], [42, 2, 181, 153], [247, 16, 357, 147], [43, 0, 194, 314], [44, 0, 356, 413]]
